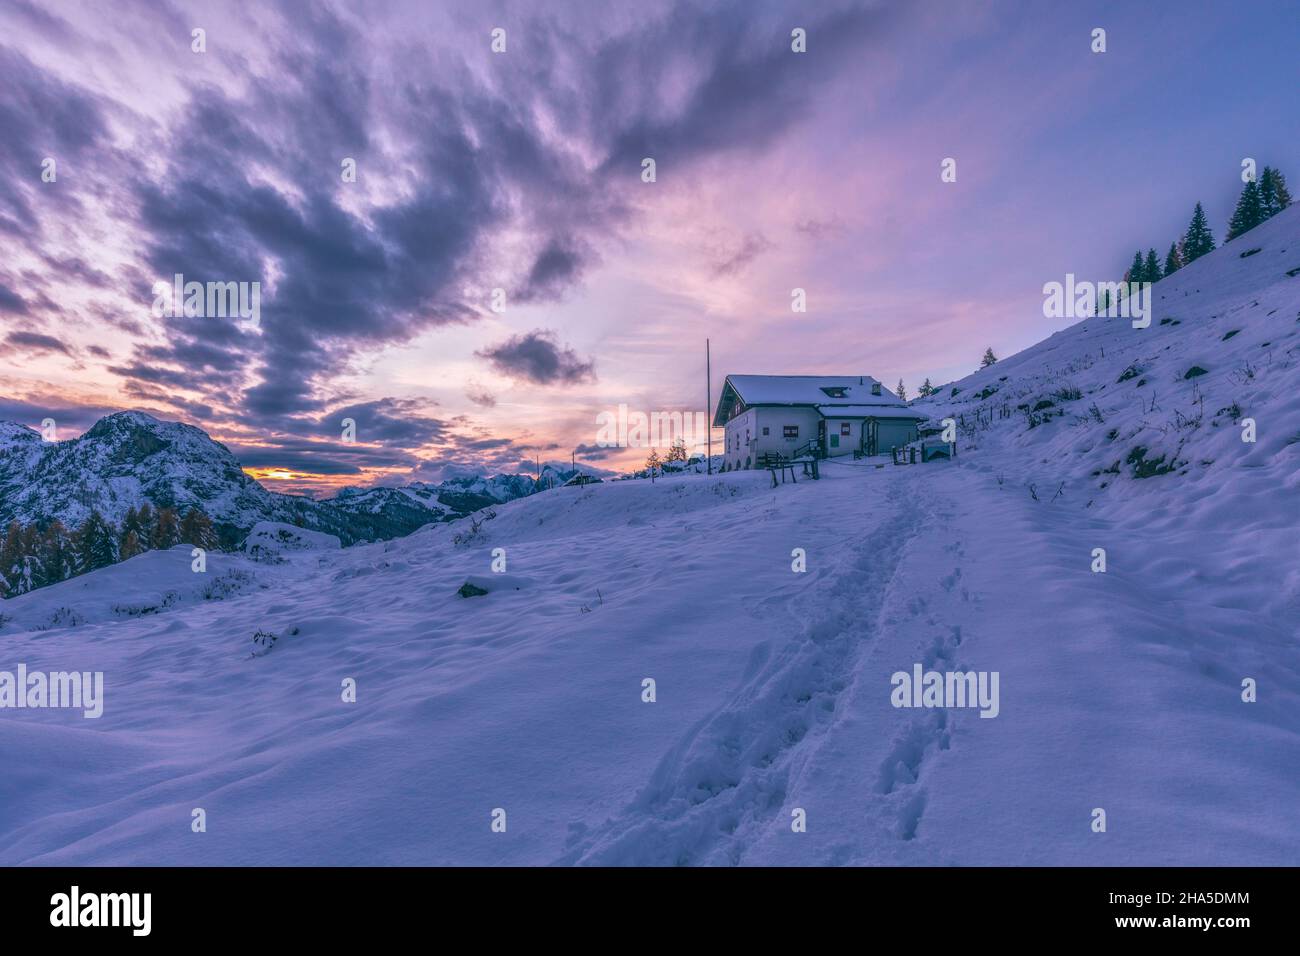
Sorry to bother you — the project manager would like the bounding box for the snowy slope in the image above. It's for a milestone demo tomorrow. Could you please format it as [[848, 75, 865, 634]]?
[[910, 204, 1300, 620], [0, 464, 1295, 864], [0, 210, 1296, 866], [915, 204, 1299, 525], [0, 546, 280, 634]]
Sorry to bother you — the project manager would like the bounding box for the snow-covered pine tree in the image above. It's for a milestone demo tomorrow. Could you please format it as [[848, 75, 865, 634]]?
[[919, 377, 934, 397], [1163, 242, 1182, 276], [980, 347, 998, 368], [896, 379, 907, 401], [1182, 202, 1216, 263], [75, 511, 119, 574], [1144, 248, 1161, 282], [1225, 180, 1263, 241]]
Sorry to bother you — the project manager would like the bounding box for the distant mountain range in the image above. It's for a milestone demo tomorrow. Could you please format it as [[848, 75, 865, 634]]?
[[0, 411, 571, 546]]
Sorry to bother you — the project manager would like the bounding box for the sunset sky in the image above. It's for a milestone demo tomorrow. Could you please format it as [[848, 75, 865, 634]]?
[[1, 0, 1295, 493]]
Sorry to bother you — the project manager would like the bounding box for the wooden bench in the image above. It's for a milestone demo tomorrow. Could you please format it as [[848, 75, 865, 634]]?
[[768, 461, 797, 486], [761, 450, 820, 485]]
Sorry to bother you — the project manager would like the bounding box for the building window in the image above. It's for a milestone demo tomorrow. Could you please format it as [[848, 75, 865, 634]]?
[[841, 423, 851, 436], [762, 427, 769, 436], [783, 425, 799, 439]]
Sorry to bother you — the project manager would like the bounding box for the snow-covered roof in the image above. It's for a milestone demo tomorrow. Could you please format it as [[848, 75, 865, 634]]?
[[817, 405, 925, 420], [727, 375, 900, 405], [714, 374, 908, 425]]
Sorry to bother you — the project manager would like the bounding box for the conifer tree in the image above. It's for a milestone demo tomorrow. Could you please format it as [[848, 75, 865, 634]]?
[[41, 520, 75, 584], [1258, 166, 1292, 220], [151, 507, 181, 550], [120, 506, 146, 559], [1127, 250, 1145, 285], [896, 379, 907, 401], [19, 524, 45, 590], [120, 530, 144, 562], [1273, 169, 1292, 211], [919, 378, 934, 397], [663, 439, 689, 464], [136, 503, 155, 551], [1182, 202, 1216, 263], [75, 511, 119, 574], [1144, 248, 1161, 283], [1163, 242, 1182, 276], [1225, 180, 1263, 241], [980, 347, 998, 368], [0, 521, 24, 598]]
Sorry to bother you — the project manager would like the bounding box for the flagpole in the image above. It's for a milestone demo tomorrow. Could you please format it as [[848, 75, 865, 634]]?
[[706, 338, 712, 475]]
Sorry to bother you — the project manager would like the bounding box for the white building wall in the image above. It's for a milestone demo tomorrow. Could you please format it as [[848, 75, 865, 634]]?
[[723, 406, 918, 467], [724, 407, 828, 469], [768, 407, 820, 459], [821, 417, 862, 458], [722, 407, 756, 470]]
